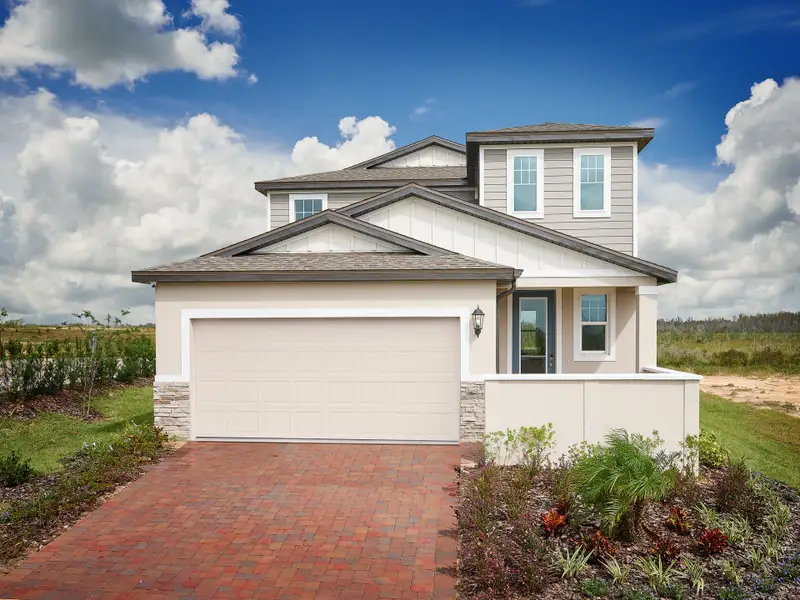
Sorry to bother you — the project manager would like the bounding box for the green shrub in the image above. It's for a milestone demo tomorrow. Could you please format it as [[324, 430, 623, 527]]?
[[620, 586, 657, 600], [0, 331, 155, 403], [716, 585, 748, 600], [715, 458, 762, 525], [684, 430, 728, 468], [573, 430, 677, 540], [0, 423, 168, 564], [0, 451, 36, 486], [483, 424, 555, 469], [579, 578, 610, 597]]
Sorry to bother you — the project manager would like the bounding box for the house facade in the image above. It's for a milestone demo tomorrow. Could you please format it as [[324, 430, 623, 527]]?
[[133, 123, 700, 456]]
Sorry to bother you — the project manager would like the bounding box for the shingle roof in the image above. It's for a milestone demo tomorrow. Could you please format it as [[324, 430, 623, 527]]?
[[255, 166, 465, 187], [136, 253, 507, 273], [472, 122, 652, 134], [131, 252, 520, 283]]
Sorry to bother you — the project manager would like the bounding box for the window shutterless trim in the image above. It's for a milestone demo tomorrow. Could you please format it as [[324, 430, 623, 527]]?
[[289, 193, 328, 223], [573, 147, 611, 218], [506, 148, 544, 219], [573, 287, 616, 362]]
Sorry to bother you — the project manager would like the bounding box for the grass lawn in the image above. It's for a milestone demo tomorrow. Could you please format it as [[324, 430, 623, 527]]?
[[0, 386, 153, 474], [701, 391, 800, 489]]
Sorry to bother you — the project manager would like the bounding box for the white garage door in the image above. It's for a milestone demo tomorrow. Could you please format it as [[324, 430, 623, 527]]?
[[192, 318, 460, 443]]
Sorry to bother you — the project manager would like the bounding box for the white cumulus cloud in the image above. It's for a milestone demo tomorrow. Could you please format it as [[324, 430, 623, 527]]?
[[639, 78, 800, 318], [0, 90, 398, 322], [0, 0, 241, 88]]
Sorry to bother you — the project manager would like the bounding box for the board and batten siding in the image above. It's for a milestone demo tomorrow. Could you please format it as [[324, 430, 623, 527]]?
[[481, 145, 634, 255], [269, 187, 476, 229]]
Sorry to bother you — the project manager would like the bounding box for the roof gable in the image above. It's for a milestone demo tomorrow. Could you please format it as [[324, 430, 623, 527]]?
[[203, 210, 455, 258], [253, 223, 407, 254], [338, 184, 677, 284], [344, 136, 465, 170]]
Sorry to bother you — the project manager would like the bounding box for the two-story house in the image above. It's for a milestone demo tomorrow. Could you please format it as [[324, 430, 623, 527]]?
[[133, 123, 699, 456]]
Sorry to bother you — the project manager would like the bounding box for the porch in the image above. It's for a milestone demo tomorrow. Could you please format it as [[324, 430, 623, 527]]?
[[469, 283, 701, 458]]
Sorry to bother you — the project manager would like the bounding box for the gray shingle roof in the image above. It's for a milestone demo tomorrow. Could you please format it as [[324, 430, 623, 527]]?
[[137, 253, 507, 273], [472, 122, 652, 134], [255, 166, 465, 186], [131, 252, 520, 283]]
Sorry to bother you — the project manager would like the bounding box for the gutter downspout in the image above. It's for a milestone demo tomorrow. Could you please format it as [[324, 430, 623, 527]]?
[[495, 280, 517, 374]]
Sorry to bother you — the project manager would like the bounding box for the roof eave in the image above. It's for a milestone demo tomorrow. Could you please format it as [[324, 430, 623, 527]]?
[[254, 178, 468, 192], [131, 267, 520, 284]]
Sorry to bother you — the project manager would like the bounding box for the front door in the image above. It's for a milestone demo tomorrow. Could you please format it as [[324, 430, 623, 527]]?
[[512, 291, 556, 374]]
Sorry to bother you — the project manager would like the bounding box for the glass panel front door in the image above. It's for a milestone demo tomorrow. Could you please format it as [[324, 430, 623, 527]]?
[[519, 298, 548, 374]]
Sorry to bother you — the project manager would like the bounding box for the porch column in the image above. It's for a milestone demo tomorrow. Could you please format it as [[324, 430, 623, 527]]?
[[635, 286, 659, 370]]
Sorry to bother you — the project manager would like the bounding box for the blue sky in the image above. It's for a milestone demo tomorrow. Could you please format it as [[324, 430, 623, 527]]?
[[0, 0, 798, 321], [3, 0, 798, 170]]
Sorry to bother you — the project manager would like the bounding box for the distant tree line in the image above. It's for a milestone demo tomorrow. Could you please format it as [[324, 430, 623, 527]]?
[[658, 312, 800, 334]]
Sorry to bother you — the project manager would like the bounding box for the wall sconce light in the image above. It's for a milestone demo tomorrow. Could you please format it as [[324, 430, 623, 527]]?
[[472, 306, 485, 338]]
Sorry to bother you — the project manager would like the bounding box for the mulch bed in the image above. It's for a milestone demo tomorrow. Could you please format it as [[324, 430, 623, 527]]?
[[456, 463, 800, 599], [0, 377, 153, 421]]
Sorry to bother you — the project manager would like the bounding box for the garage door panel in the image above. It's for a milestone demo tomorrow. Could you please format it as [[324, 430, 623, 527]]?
[[192, 317, 459, 442]]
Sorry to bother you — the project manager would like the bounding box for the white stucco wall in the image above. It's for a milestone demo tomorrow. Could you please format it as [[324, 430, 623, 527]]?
[[484, 375, 701, 461], [154, 280, 497, 380]]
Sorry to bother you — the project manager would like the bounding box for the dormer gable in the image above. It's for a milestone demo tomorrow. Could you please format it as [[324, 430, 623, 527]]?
[[345, 135, 465, 170]]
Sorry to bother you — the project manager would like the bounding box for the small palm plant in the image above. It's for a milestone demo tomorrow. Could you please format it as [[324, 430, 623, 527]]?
[[573, 429, 677, 540]]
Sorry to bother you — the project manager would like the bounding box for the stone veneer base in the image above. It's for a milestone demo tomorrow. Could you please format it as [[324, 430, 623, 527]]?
[[460, 381, 486, 442], [153, 381, 190, 439]]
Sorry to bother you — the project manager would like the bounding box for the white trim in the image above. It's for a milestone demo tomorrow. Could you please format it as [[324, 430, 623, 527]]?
[[506, 148, 544, 219], [635, 286, 659, 296], [505, 294, 513, 374], [573, 288, 616, 362], [642, 365, 703, 381], [266, 192, 271, 231], [478, 146, 485, 206], [573, 147, 612, 218], [555, 287, 563, 373], [631, 143, 639, 256], [479, 142, 635, 150], [172, 307, 474, 384], [289, 192, 328, 223], [482, 370, 701, 382]]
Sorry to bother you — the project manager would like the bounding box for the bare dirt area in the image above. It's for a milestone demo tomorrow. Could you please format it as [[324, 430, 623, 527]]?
[[702, 374, 800, 416]]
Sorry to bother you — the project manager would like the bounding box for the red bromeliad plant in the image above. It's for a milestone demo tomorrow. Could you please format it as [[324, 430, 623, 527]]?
[[580, 531, 617, 561], [697, 527, 728, 556], [542, 509, 567, 536], [667, 506, 693, 535], [650, 538, 681, 563]]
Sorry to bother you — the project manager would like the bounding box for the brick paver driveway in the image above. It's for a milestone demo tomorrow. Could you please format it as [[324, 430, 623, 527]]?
[[1, 443, 462, 599]]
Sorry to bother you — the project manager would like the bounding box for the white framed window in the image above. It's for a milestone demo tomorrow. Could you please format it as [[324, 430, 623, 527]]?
[[573, 288, 615, 361], [289, 193, 328, 222], [573, 148, 611, 218], [506, 148, 544, 218]]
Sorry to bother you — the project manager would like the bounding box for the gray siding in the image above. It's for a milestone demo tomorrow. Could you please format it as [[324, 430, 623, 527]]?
[[483, 149, 506, 212], [269, 187, 476, 229], [480, 145, 634, 255]]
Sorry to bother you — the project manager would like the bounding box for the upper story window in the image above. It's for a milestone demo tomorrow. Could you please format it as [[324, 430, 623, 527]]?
[[290, 193, 328, 222], [506, 148, 544, 218], [573, 148, 611, 218]]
